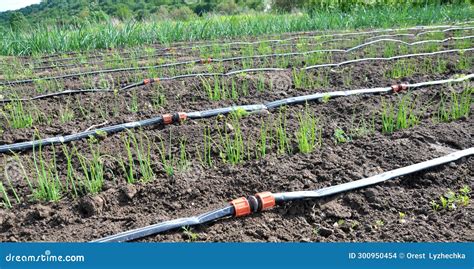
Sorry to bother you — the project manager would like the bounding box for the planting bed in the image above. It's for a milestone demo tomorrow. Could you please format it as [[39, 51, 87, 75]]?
[[0, 23, 473, 242]]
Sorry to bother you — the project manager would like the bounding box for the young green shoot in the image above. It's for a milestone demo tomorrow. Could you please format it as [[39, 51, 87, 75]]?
[[296, 106, 321, 154], [32, 146, 62, 202], [1, 100, 34, 129]]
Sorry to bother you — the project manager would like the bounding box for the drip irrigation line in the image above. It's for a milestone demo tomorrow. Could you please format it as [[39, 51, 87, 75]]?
[[92, 206, 235, 242], [0, 89, 110, 102], [0, 74, 472, 154], [93, 147, 474, 242], [1, 34, 471, 87], [1, 47, 472, 103], [345, 35, 474, 52], [21, 37, 354, 71], [28, 52, 182, 71], [154, 25, 474, 53], [4, 22, 473, 73], [3, 23, 473, 69], [6, 22, 466, 63], [303, 48, 473, 70], [365, 26, 474, 40]]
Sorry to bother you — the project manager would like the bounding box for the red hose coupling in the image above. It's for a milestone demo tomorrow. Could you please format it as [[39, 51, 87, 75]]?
[[176, 112, 187, 122], [162, 114, 173, 125], [162, 112, 187, 125], [255, 192, 275, 211], [230, 197, 251, 217], [200, 58, 212, 64], [391, 83, 408, 93], [144, 78, 159, 85]]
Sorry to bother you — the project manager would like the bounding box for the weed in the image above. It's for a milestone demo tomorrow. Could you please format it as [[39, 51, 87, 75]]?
[[321, 94, 330, 103], [374, 220, 384, 228], [333, 128, 350, 144], [349, 112, 376, 138], [182, 226, 199, 242], [430, 200, 440, 211], [432, 187, 471, 212], [457, 185, 471, 207]]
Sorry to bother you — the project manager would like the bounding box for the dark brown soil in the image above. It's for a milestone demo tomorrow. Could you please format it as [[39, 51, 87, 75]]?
[[0, 26, 472, 243]]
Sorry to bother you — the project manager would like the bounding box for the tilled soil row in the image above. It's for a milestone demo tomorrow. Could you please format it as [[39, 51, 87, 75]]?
[[1, 51, 471, 144], [0, 112, 471, 242], [0, 80, 472, 241]]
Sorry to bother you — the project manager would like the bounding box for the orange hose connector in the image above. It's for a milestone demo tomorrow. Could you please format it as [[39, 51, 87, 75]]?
[[177, 112, 187, 122], [144, 78, 159, 85], [200, 58, 212, 64], [391, 83, 408, 93], [255, 192, 276, 211], [230, 197, 251, 217], [162, 114, 173, 125], [162, 112, 187, 125]]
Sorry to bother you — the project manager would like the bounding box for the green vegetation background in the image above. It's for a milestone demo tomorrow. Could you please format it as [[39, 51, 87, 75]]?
[[0, 0, 472, 56], [1, 0, 471, 29]]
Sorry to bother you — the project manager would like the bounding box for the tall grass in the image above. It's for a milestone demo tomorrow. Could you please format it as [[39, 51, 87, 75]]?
[[1, 4, 472, 56]]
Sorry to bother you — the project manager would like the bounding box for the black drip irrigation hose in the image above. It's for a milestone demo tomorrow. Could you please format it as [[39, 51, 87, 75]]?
[[18, 25, 474, 70], [0, 74, 471, 154], [1, 47, 472, 104], [1, 30, 472, 86], [5, 23, 467, 67], [92, 147, 474, 242]]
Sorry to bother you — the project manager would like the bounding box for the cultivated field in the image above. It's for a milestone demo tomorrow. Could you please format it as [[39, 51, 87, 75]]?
[[0, 22, 472, 242]]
